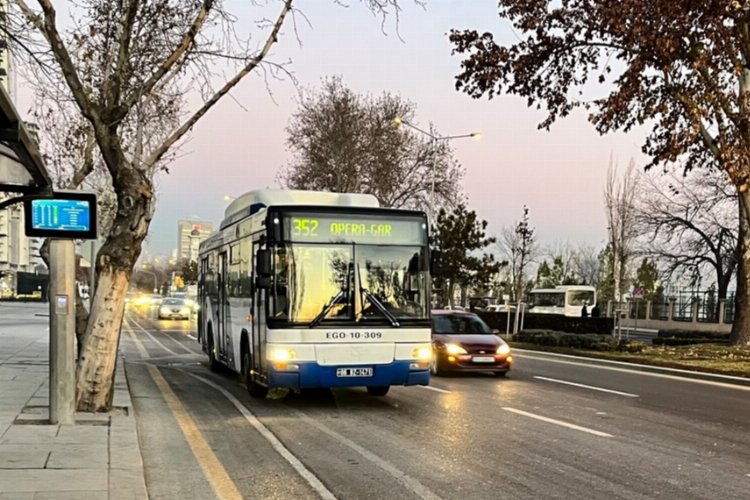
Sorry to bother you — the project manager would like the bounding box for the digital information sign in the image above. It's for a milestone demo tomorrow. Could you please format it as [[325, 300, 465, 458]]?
[[24, 191, 97, 239], [282, 212, 427, 245]]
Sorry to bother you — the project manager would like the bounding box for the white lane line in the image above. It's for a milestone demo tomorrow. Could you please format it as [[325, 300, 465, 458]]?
[[502, 407, 613, 438], [188, 334, 197, 341], [515, 350, 750, 391], [419, 385, 451, 394], [183, 372, 337, 500], [127, 315, 182, 357], [292, 411, 442, 500], [534, 376, 639, 398]]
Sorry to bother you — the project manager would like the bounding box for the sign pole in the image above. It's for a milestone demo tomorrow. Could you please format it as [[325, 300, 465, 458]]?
[[49, 239, 76, 425]]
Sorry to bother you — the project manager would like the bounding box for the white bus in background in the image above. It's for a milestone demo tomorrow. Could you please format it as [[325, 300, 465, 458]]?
[[527, 285, 596, 317], [197, 189, 434, 398]]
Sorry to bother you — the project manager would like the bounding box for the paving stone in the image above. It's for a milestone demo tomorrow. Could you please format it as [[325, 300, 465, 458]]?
[[0, 425, 58, 444], [0, 492, 34, 500], [33, 492, 108, 500], [47, 444, 108, 469], [109, 468, 148, 500], [0, 445, 49, 468], [0, 469, 107, 493]]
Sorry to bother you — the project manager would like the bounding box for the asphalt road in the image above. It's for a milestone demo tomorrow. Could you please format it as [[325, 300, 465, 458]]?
[[121, 304, 750, 500]]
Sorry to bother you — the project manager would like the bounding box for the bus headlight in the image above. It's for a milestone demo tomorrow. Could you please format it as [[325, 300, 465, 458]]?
[[496, 343, 511, 355], [412, 347, 432, 361], [445, 344, 467, 355], [268, 347, 295, 362]]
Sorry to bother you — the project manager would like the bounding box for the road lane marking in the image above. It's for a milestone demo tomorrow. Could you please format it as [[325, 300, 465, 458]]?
[[184, 372, 337, 500], [188, 334, 197, 341], [515, 350, 750, 392], [502, 407, 613, 438], [291, 411, 441, 500], [534, 376, 639, 398], [127, 315, 182, 356], [419, 385, 451, 394], [148, 366, 243, 500], [124, 319, 150, 359]]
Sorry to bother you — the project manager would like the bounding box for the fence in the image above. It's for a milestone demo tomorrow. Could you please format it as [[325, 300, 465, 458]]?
[[605, 291, 734, 334]]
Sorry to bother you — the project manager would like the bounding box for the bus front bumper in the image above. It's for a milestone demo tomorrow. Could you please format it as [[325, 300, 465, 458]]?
[[268, 360, 429, 389]]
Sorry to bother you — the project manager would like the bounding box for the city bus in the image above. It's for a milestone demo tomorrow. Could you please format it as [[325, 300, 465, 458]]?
[[527, 285, 596, 317], [197, 189, 433, 398]]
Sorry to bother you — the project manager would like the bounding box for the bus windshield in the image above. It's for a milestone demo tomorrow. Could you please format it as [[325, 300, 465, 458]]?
[[568, 290, 595, 306], [269, 243, 429, 325]]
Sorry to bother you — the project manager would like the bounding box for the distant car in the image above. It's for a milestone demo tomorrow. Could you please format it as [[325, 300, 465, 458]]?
[[430, 310, 512, 376], [484, 304, 517, 312], [158, 298, 192, 320], [150, 294, 163, 305]]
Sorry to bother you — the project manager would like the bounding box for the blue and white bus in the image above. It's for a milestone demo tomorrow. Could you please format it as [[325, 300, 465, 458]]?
[[197, 189, 433, 397], [527, 285, 597, 317]]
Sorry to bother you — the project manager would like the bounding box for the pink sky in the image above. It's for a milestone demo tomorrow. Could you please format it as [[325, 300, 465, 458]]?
[[117, 2, 647, 257]]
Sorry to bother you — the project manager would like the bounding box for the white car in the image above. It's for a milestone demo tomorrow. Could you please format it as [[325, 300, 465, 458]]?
[[158, 298, 191, 320]]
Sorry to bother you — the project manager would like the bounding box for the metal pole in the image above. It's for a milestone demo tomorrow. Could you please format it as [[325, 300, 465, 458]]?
[[49, 239, 76, 425]]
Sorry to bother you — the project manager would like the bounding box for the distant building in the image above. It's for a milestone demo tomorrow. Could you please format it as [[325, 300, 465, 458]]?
[[0, 6, 38, 276], [177, 219, 213, 262]]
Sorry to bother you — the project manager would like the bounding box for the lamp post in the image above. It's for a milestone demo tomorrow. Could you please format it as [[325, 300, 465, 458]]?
[[393, 117, 480, 221]]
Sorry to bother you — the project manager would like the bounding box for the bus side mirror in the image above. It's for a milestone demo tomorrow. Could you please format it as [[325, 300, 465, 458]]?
[[430, 249, 442, 277], [256, 249, 272, 278]]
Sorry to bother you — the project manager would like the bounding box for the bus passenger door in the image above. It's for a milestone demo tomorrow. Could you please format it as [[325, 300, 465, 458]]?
[[251, 243, 265, 377], [218, 251, 228, 360]]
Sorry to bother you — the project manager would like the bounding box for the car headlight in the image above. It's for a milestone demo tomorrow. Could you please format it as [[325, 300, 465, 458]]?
[[180, 308, 190, 315], [159, 307, 169, 314], [496, 343, 511, 355], [445, 344, 467, 355]]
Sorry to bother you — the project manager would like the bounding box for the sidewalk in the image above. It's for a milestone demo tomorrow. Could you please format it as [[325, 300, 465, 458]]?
[[0, 302, 148, 499]]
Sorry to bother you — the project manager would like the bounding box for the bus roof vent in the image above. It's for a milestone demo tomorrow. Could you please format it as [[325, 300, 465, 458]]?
[[223, 189, 380, 224]]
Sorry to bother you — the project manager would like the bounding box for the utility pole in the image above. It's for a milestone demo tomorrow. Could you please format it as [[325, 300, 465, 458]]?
[[49, 239, 76, 425]]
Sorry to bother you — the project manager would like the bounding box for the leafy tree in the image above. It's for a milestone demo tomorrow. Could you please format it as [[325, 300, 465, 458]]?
[[182, 260, 199, 285], [633, 258, 660, 302], [536, 256, 581, 288], [597, 245, 615, 305], [12, 0, 411, 411], [279, 76, 464, 210], [432, 204, 500, 307], [449, 2, 750, 344]]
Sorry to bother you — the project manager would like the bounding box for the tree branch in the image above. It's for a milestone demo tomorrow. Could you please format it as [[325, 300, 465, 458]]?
[[144, 0, 293, 167]]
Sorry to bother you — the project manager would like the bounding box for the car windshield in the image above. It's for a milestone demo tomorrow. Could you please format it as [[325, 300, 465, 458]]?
[[432, 315, 492, 334], [269, 243, 429, 324], [162, 298, 185, 306]]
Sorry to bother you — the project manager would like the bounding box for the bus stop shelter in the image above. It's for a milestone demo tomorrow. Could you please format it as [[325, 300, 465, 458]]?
[[0, 85, 51, 198]]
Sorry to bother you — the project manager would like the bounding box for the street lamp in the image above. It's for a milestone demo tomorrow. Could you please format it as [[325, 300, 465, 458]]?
[[393, 117, 480, 221]]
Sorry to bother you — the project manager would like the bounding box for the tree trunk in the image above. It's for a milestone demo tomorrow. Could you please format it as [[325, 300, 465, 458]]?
[[730, 193, 750, 346], [76, 169, 153, 411]]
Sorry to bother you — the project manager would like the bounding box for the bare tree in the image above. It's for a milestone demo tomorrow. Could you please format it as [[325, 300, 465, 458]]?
[[634, 166, 738, 300], [496, 206, 536, 302], [10, 0, 411, 411], [604, 158, 639, 302], [278, 76, 464, 210]]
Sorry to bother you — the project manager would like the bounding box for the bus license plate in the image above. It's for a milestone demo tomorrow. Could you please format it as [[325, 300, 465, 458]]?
[[336, 367, 373, 377], [473, 356, 495, 363]]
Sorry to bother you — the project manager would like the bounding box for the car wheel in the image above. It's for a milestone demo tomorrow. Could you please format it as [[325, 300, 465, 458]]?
[[366, 385, 390, 396], [243, 347, 268, 399], [430, 350, 442, 376]]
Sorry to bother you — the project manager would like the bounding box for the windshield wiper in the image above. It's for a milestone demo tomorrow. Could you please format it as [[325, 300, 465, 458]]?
[[309, 289, 347, 328], [356, 264, 400, 327]]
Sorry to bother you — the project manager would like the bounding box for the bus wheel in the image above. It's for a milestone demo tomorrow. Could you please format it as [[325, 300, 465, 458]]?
[[207, 333, 221, 372], [366, 385, 390, 396], [243, 348, 268, 399]]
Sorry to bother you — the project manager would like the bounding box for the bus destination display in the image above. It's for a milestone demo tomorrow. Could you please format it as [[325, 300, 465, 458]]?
[[24, 192, 97, 239], [283, 214, 426, 245]]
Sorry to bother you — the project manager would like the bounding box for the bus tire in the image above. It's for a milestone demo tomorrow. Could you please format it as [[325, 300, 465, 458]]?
[[366, 385, 390, 396], [207, 329, 221, 372], [242, 341, 268, 399]]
